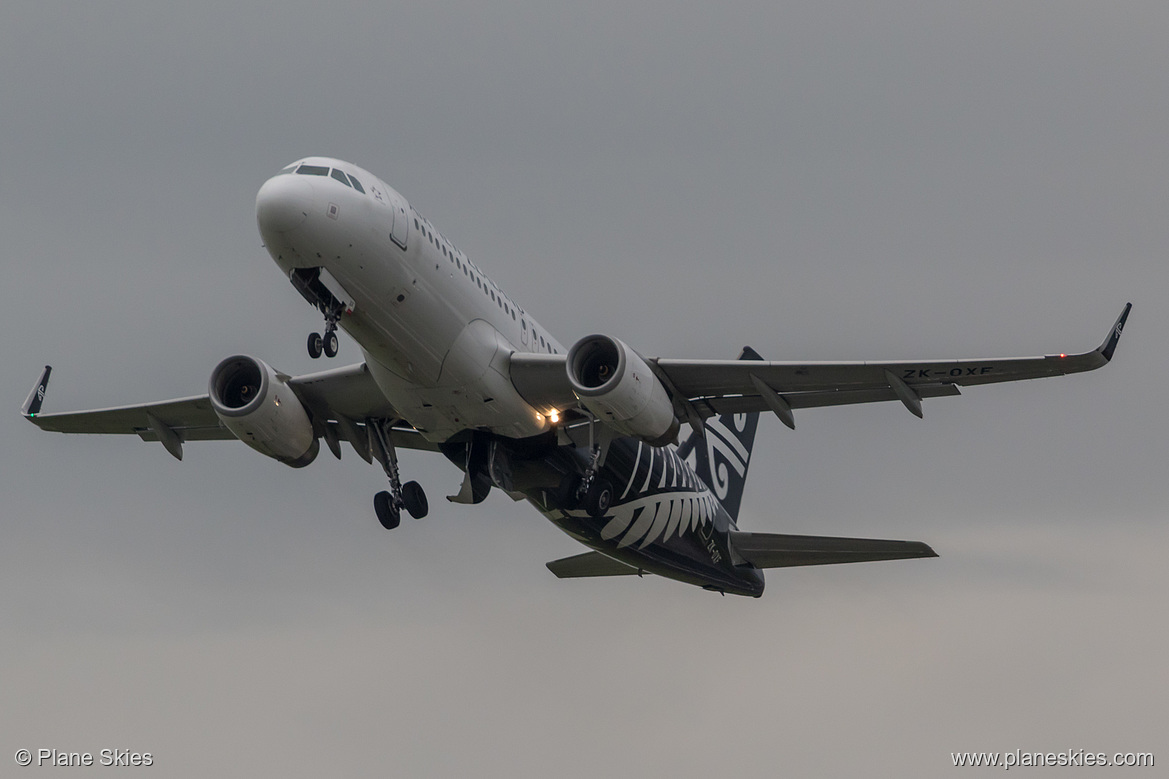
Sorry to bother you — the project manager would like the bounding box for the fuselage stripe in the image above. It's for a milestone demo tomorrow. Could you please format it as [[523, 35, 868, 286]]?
[[621, 440, 643, 500], [640, 447, 657, 494]]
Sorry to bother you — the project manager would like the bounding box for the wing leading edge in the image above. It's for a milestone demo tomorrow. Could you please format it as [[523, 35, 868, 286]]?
[[509, 304, 1131, 426]]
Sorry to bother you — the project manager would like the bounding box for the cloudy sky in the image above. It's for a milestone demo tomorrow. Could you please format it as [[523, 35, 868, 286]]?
[[2, 2, 1165, 775]]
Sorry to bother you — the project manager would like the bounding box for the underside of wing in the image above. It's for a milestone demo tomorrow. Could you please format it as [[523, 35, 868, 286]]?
[[508, 304, 1130, 427], [286, 362, 400, 420], [730, 531, 937, 568], [546, 551, 643, 578], [22, 361, 437, 457], [28, 394, 232, 439]]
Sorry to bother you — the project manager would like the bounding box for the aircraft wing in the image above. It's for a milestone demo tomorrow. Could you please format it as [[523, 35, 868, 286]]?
[[509, 304, 1130, 428], [22, 362, 437, 456]]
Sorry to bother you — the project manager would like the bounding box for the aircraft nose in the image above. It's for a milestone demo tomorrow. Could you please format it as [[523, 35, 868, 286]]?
[[256, 175, 314, 234]]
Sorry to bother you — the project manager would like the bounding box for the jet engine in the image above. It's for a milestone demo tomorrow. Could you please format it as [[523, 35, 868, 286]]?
[[208, 355, 319, 467], [566, 335, 680, 446]]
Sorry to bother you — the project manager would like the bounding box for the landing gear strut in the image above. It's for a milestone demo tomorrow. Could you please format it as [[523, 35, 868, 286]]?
[[562, 413, 614, 519], [370, 418, 429, 530]]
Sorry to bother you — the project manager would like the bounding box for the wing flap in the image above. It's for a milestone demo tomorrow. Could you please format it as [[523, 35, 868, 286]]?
[[730, 530, 937, 568], [546, 551, 642, 578], [701, 382, 961, 417]]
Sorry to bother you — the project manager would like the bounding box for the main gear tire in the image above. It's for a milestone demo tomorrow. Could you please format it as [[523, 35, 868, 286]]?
[[583, 478, 614, 518], [374, 490, 401, 530], [402, 480, 428, 519]]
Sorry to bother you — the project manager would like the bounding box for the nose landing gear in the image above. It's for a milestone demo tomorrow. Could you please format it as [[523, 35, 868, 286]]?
[[289, 268, 348, 359], [308, 309, 341, 359]]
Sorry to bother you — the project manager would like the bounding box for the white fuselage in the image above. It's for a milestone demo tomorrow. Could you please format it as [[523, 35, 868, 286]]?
[[256, 157, 564, 442]]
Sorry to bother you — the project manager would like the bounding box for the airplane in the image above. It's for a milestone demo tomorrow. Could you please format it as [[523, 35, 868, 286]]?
[[22, 156, 1131, 597]]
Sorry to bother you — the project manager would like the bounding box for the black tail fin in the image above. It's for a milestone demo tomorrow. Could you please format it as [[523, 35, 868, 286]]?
[[676, 347, 762, 522]]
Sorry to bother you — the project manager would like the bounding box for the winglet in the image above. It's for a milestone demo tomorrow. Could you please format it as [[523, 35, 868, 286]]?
[[1097, 303, 1132, 363], [21, 366, 52, 419]]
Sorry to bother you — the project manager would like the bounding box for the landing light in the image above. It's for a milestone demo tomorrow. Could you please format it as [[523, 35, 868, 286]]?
[[549, 410, 560, 424]]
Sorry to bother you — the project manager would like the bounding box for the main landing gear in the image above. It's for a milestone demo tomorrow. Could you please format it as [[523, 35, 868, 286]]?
[[557, 414, 614, 519], [558, 472, 614, 519], [369, 418, 429, 530]]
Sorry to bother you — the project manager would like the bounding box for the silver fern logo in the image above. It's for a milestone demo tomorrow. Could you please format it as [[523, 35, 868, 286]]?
[[551, 440, 718, 550], [599, 489, 718, 549]]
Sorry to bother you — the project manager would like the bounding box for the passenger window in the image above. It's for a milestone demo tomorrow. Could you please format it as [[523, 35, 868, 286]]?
[[330, 169, 353, 187], [347, 174, 365, 193], [296, 165, 330, 176]]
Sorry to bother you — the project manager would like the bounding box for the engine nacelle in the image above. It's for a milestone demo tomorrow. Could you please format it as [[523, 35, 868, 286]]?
[[208, 355, 319, 467], [566, 335, 680, 446]]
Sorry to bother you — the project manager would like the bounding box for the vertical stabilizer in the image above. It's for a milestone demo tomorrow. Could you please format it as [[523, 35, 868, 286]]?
[[677, 347, 762, 521]]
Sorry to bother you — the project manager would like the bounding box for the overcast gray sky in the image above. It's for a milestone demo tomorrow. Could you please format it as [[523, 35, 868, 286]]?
[[2, 2, 1166, 776]]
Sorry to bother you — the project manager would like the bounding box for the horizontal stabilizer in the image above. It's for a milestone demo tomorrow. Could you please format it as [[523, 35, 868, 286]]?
[[730, 530, 937, 568], [546, 551, 642, 578]]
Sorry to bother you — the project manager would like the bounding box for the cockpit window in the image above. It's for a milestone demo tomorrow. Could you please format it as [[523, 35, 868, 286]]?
[[347, 174, 366, 193], [330, 169, 352, 187], [296, 165, 330, 176], [278, 164, 297, 175]]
